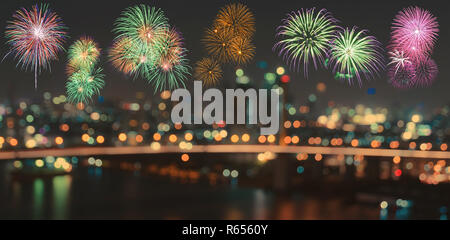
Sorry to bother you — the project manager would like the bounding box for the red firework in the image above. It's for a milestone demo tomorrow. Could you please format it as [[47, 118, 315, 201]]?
[[413, 58, 438, 87]]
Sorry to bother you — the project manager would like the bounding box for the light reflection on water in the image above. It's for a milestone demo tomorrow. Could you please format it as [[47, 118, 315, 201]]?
[[32, 179, 44, 219], [3, 172, 380, 220], [253, 190, 268, 220], [52, 176, 72, 219], [0, 161, 445, 220], [26, 176, 72, 220]]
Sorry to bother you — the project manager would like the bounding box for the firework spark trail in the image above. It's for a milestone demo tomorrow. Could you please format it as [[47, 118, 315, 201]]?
[[5, 4, 67, 89], [274, 8, 338, 77]]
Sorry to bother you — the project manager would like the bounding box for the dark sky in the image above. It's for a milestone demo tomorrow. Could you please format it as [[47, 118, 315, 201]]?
[[0, 0, 448, 114]]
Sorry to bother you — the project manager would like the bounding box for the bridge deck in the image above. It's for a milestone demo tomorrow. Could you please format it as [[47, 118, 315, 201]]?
[[0, 145, 449, 160]]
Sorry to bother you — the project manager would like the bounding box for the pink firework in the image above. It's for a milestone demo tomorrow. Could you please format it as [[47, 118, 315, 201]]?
[[5, 4, 67, 89], [391, 6, 439, 61], [388, 62, 416, 89], [413, 58, 438, 87]]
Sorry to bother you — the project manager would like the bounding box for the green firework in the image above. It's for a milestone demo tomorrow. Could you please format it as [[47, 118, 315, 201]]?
[[113, 5, 168, 48], [147, 59, 190, 92], [274, 8, 338, 77], [109, 37, 156, 79], [66, 68, 105, 103], [146, 29, 191, 92], [67, 37, 100, 74], [129, 45, 157, 79], [111, 5, 191, 93], [112, 5, 170, 82], [329, 27, 385, 85]]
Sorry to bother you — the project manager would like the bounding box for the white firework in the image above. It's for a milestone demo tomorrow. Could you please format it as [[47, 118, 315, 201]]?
[[388, 50, 412, 74]]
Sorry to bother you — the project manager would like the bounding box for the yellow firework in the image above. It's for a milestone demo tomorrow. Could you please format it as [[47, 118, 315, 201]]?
[[202, 27, 233, 63], [229, 36, 255, 66], [214, 3, 255, 38], [194, 57, 223, 86]]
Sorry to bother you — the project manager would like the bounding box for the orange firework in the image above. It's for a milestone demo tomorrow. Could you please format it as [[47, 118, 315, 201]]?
[[214, 3, 255, 38], [229, 36, 255, 66], [66, 63, 78, 76], [194, 57, 223, 86], [108, 37, 138, 75], [202, 27, 233, 63]]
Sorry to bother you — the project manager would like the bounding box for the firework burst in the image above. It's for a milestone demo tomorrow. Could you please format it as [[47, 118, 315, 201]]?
[[214, 3, 255, 38], [112, 4, 168, 79], [413, 58, 438, 87], [194, 58, 223, 86], [274, 8, 338, 77], [5, 4, 67, 89], [109, 37, 137, 75], [154, 29, 184, 65], [202, 27, 234, 63], [391, 6, 439, 61], [67, 37, 100, 75], [147, 58, 190, 92], [111, 5, 191, 92], [229, 36, 255, 66], [388, 62, 416, 89], [147, 28, 191, 92], [329, 27, 385, 85], [109, 37, 156, 78], [114, 5, 168, 48], [388, 49, 412, 74], [66, 68, 105, 104], [66, 36, 104, 104]]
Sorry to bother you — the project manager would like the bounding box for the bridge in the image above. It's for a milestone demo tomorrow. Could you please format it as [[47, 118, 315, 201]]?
[[0, 145, 449, 160]]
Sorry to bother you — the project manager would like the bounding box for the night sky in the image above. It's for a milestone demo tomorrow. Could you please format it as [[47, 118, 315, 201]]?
[[0, 0, 448, 115]]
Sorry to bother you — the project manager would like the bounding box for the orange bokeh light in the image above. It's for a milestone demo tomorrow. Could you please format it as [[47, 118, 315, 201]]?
[[96, 135, 105, 144], [55, 137, 64, 145], [181, 154, 189, 162], [118, 133, 127, 142]]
